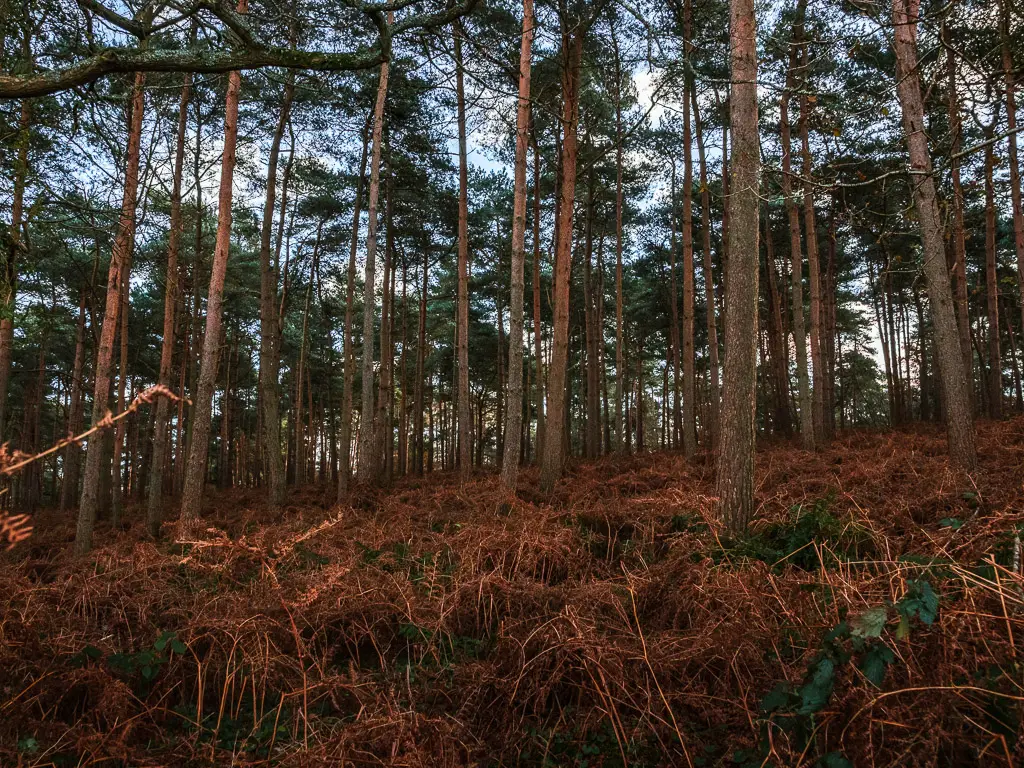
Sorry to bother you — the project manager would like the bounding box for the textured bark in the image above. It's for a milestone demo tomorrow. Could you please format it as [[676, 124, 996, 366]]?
[[60, 294, 88, 512], [944, 22, 973, 396], [355, 40, 390, 484], [798, 47, 825, 445], [716, 0, 760, 532], [1001, 0, 1024, 348], [75, 71, 146, 555], [147, 70, 191, 536], [257, 78, 294, 507], [891, 0, 976, 469], [984, 133, 1002, 418], [454, 26, 472, 481], [413, 234, 428, 476], [612, 27, 626, 454], [338, 117, 370, 497], [780, 0, 813, 450], [691, 89, 720, 446], [539, 31, 582, 492], [0, 97, 30, 442], [681, 0, 697, 458], [500, 0, 534, 489], [531, 133, 545, 463], [763, 210, 792, 435], [111, 254, 131, 527], [179, 0, 249, 526]]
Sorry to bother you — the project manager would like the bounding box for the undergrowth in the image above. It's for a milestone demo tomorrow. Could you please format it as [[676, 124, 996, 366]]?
[[2, 419, 1023, 766]]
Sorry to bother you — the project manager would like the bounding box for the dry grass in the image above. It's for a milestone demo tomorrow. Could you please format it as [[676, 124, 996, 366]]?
[[2, 418, 1023, 766]]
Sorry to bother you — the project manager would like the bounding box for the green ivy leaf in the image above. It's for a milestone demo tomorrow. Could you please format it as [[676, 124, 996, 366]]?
[[799, 656, 835, 715], [851, 606, 888, 639], [859, 643, 895, 686]]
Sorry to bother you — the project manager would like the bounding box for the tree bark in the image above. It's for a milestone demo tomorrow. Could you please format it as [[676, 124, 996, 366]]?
[[147, 70, 191, 535], [74, 71, 145, 554], [716, 0, 760, 532], [984, 130, 1002, 418], [179, 0, 249, 526], [257, 75, 294, 506], [454, 25, 473, 481], [891, 0, 976, 469], [781, 0, 814, 450], [612, 26, 626, 454], [356, 32, 390, 484], [540, 30, 582, 492], [691, 88, 720, 446], [531, 131, 545, 462], [681, 0, 697, 457], [338, 116, 370, 497], [499, 0, 534, 488], [1000, 0, 1024, 347]]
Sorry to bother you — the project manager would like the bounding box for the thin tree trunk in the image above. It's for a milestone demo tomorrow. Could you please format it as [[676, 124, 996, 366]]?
[[668, 163, 681, 449], [179, 2, 248, 526], [110, 254, 130, 528], [147, 69, 191, 535], [60, 293, 87, 512], [540, 30, 582, 492], [499, 0, 533, 489], [257, 76, 294, 506], [454, 25, 472, 481], [612, 26, 626, 454], [944, 21, 973, 397], [716, 0, 760, 532], [531, 131, 545, 462], [799, 44, 825, 445], [781, 0, 813, 450], [1001, 0, 1024, 344], [0, 97, 29, 441], [338, 116, 370, 498], [356, 32, 391, 485], [75, 71, 146, 555], [681, 0, 697, 457], [892, 0, 976, 469], [691, 88, 720, 446], [985, 132, 1002, 418]]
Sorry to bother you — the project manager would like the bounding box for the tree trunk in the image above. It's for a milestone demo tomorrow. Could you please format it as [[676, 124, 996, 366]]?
[[179, 1, 248, 526], [356, 35, 390, 485], [612, 26, 626, 454], [500, 0, 534, 490], [0, 97, 29, 441], [540, 30, 582, 492], [454, 26, 473, 481], [75, 71, 146, 555], [985, 131, 1002, 418], [147, 70, 191, 536], [531, 131, 545, 462], [781, 0, 814, 450], [1000, 0, 1024, 348], [891, 0, 976, 469], [110, 253, 131, 528], [681, 0, 697, 457], [716, 0, 760, 532], [944, 21, 973, 399], [257, 76, 294, 507], [799, 45, 825, 445], [691, 88, 720, 447], [60, 293, 87, 512], [338, 116, 370, 498]]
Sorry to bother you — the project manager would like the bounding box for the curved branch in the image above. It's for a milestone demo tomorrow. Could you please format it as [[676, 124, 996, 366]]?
[[0, 44, 386, 98]]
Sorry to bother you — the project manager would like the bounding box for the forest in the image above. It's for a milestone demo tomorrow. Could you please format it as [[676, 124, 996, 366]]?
[[1, 0, 1023, 764]]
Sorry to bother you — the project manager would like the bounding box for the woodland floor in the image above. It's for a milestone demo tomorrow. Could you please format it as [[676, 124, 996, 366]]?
[[2, 420, 1024, 767]]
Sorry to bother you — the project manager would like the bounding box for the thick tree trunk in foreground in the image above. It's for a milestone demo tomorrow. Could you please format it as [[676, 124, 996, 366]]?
[[356, 42, 390, 485], [180, 1, 248, 526], [716, 0, 760, 532], [75, 71, 146, 555], [539, 31, 582, 492], [500, 0, 534, 491], [892, 0, 976, 470], [147, 70, 192, 536]]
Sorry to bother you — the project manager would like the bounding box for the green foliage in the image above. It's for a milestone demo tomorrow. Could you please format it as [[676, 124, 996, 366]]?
[[70, 630, 186, 690], [715, 495, 871, 571]]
